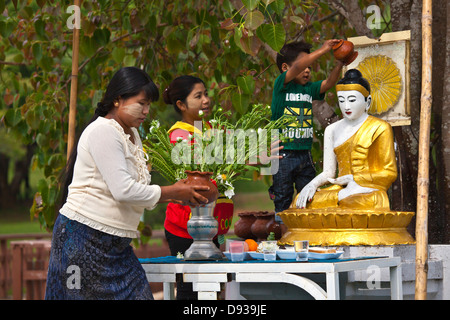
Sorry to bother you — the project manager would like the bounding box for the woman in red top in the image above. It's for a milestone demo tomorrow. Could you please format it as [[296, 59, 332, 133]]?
[[162, 75, 234, 300]]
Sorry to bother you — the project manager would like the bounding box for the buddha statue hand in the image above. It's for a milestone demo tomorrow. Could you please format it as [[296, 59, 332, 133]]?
[[296, 181, 319, 209], [328, 174, 377, 201]]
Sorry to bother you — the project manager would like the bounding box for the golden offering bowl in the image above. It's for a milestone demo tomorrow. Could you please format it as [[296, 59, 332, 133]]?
[[277, 208, 415, 246]]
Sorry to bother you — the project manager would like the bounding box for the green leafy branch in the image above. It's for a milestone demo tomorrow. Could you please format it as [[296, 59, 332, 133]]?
[[143, 104, 292, 197]]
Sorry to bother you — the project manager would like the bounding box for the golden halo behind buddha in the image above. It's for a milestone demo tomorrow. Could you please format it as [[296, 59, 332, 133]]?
[[357, 55, 402, 114]]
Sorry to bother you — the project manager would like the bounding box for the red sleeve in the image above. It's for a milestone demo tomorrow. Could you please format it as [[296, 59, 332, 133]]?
[[165, 203, 192, 238], [169, 129, 191, 144]]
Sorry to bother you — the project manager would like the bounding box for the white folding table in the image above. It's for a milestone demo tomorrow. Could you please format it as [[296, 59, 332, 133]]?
[[141, 256, 403, 300]]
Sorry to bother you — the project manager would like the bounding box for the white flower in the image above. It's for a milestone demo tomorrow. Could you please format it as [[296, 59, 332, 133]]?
[[209, 119, 217, 124], [188, 134, 193, 140], [198, 110, 204, 116], [224, 181, 235, 199], [216, 173, 224, 183], [176, 137, 183, 142], [149, 120, 160, 133], [224, 188, 235, 199]]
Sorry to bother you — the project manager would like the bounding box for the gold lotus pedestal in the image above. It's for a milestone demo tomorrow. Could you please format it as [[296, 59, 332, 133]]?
[[277, 208, 415, 246]]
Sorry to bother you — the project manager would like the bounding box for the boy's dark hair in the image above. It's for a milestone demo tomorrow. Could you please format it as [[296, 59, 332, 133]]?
[[276, 41, 312, 73]]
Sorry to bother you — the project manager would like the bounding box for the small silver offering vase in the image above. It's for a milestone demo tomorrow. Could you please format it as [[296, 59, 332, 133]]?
[[184, 201, 223, 260]]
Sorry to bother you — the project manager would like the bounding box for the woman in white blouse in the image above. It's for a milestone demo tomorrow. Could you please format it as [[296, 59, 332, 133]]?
[[45, 67, 210, 300]]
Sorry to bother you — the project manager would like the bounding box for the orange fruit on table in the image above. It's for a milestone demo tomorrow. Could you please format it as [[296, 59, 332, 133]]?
[[245, 239, 258, 252]]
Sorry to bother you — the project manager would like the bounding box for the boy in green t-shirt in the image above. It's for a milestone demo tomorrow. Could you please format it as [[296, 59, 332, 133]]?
[[269, 40, 343, 226]]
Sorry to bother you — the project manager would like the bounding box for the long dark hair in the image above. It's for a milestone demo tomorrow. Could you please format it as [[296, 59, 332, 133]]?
[[60, 67, 159, 205], [163, 75, 205, 113]]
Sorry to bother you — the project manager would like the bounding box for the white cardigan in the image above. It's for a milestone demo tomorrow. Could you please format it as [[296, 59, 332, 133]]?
[[60, 117, 161, 238]]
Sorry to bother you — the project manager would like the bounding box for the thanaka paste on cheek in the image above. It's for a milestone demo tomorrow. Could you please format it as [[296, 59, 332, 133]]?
[[122, 103, 144, 118]]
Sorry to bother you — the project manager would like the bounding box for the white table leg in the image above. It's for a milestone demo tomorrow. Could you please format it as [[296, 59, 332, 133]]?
[[235, 272, 327, 300], [192, 282, 221, 300], [163, 282, 175, 300], [197, 291, 218, 300], [326, 272, 340, 300], [185, 274, 226, 301], [390, 264, 403, 300]]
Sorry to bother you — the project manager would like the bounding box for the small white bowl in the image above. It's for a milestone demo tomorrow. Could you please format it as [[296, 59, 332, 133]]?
[[276, 250, 296, 260]]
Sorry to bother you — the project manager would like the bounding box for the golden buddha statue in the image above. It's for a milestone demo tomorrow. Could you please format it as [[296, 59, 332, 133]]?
[[277, 69, 415, 246]]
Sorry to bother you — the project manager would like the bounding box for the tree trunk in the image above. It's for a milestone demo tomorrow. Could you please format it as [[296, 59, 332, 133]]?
[[328, 0, 374, 38], [0, 153, 12, 208], [431, 0, 450, 243], [442, 1, 450, 243], [390, 0, 449, 243], [0, 145, 36, 209], [389, 0, 422, 239]]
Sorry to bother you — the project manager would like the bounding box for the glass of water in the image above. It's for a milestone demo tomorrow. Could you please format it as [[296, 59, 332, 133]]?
[[229, 241, 245, 262], [262, 241, 278, 261], [294, 240, 309, 261]]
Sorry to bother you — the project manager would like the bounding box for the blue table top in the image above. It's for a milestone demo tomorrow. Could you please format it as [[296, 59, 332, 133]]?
[[139, 255, 386, 264]]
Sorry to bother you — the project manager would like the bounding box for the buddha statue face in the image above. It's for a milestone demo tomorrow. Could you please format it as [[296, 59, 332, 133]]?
[[337, 90, 371, 122]]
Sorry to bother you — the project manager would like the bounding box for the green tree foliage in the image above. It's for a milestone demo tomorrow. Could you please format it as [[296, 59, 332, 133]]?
[[1, 0, 372, 231]]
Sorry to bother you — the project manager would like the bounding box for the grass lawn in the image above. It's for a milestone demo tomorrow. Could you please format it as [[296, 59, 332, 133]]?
[[232, 174, 274, 213], [233, 192, 273, 213], [0, 220, 47, 234], [0, 165, 48, 235], [0, 203, 48, 235]]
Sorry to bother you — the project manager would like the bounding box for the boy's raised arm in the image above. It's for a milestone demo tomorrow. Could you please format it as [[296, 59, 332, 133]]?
[[284, 39, 341, 84], [320, 60, 344, 94]]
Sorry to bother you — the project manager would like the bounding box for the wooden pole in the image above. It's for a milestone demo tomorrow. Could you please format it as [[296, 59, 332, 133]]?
[[415, 0, 432, 300], [67, 0, 81, 160]]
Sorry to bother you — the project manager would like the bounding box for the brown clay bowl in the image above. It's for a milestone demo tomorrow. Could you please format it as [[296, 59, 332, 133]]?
[[333, 40, 358, 65]]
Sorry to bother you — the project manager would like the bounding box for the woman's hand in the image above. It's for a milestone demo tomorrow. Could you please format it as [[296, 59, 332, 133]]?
[[160, 179, 210, 206]]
